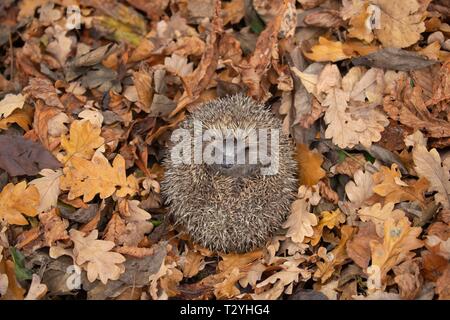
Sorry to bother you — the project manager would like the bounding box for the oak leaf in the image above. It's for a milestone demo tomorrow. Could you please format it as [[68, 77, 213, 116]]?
[[358, 202, 405, 237], [30, 169, 62, 213], [296, 144, 326, 186], [371, 0, 427, 48], [413, 145, 450, 209], [304, 37, 352, 62], [0, 93, 25, 119], [38, 209, 69, 246], [314, 225, 354, 283], [373, 164, 429, 206], [309, 209, 346, 246], [60, 152, 137, 202], [345, 169, 374, 207], [283, 197, 318, 245], [369, 215, 423, 284], [0, 182, 40, 225], [59, 120, 105, 164], [70, 229, 126, 284]]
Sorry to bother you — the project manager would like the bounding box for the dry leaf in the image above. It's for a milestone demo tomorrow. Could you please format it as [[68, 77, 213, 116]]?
[[304, 37, 352, 62], [0, 93, 25, 119], [30, 169, 62, 213], [296, 144, 326, 186], [70, 229, 126, 284], [358, 202, 406, 237], [0, 182, 40, 225], [309, 209, 346, 246], [314, 225, 354, 283], [24, 274, 47, 300], [413, 145, 450, 209], [59, 120, 105, 164], [373, 164, 429, 206], [39, 209, 69, 246], [345, 169, 374, 207], [61, 152, 136, 202], [283, 198, 318, 244], [369, 215, 423, 284]]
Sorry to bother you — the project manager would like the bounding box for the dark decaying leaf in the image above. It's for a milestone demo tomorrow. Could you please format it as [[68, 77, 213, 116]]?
[[0, 134, 61, 176], [352, 48, 438, 71]]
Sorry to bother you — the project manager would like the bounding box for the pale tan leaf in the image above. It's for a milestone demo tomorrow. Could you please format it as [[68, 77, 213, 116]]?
[[70, 229, 126, 285], [30, 169, 62, 213], [413, 145, 450, 208], [0, 94, 25, 119]]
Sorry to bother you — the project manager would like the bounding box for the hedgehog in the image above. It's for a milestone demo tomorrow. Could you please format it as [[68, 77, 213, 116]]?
[[161, 94, 298, 253]]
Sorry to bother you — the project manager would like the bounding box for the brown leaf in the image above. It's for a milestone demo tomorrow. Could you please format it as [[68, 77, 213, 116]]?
[[347, 222, 381, 269], [0, 135, 61, 176], [372, 164, 429, 206], [23, 78, 63, 109], [39, 209, 69, 246], [393, 258, 423, 299], [352, 48, 437, 71], [314, 225, 355, 283], [169, 1, 223, 117], [296, 144, 326, 186]]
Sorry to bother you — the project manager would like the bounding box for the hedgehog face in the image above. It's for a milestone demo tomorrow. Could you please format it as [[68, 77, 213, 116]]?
[[162, 94, 298, 253]]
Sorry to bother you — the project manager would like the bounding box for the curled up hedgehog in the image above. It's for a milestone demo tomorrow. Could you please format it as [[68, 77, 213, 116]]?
[[162, 94, 298, 253]]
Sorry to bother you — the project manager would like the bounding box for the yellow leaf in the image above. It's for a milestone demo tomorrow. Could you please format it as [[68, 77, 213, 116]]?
[[346, 1, 374, 43], [296, 144, 326, 186], [59, 120, 105, 164], [0, 182, 40, 225], [61, 152, 136, 202], [309, 209, 346, 246], [369, 215, 423, 284], [304, 37, 352, 62], [70, 229, 126, 285], [372, 164, 429, 206], [0, 109, 32, 131], [314, 225, 355, 283]]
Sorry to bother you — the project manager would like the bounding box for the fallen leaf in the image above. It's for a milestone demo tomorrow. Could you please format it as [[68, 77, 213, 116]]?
[[309, 209, 346, 246], [358, 202, 405, 237], [369, 215, 423, 284], [0, 182, 40, 225], [59, 120, 105, 164], [304, 37, 352, 62], [61, 152, 136, 202], [372, 164, 429, 206], [70, 229, 126, 284], [314, 225, 354, 283], [39, 209, 69, 246], [0, 93, 25, 119], [347, 221, 381, 268], [345, 169, 374, 207], [24, 274, 47, 300], [283, 197, 318, 244], [0, 135, 61, 176], [296, 144, 326, 186], [30, 169, 62, 213], [413, 145, 450, 209]]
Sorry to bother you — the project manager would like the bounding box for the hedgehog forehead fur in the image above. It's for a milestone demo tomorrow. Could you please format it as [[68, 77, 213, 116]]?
[[162, 94, 298, 253]]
